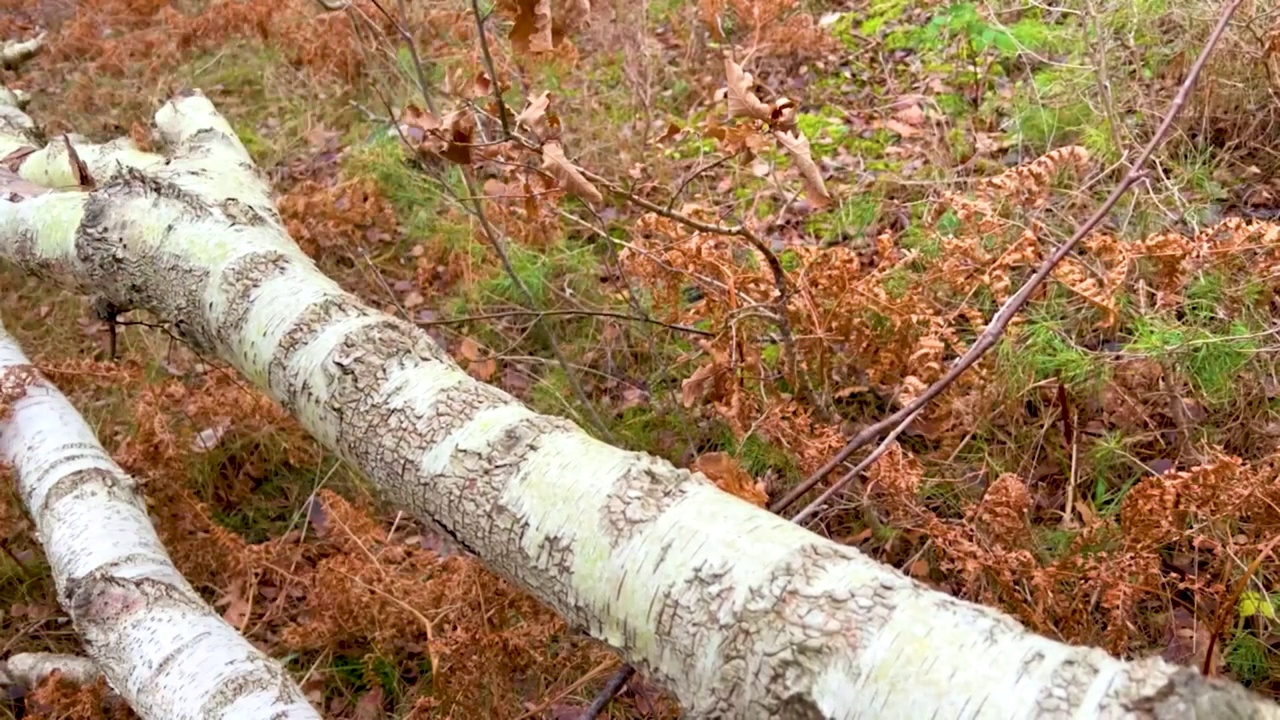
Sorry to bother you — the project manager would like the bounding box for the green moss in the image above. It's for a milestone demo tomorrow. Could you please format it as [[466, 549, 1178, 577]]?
[[188, 434, 350, 544], [882, 267, 913, 299], [807, 195, 882, 244], [796, 112, 848, 153], [1086, 430, 1142, 514], [1034, 527, 1078, 561], [901, 226, 942, 259], [344, 134, 474, 255], [780, 249, 802, 272]]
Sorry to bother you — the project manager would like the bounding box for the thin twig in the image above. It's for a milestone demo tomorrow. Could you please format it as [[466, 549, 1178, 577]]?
[[420, 307, 714, 336], [461, 172, 617, 443], [470, 0, 511, 137], [770, 0, 1247, 517], [514, 659, 617, 720], [579, 167, 816, 410], [665, 151, 741, 212], [789, 407, 921, 524], [1202, 535, 1280, 676], [581, 664, 637, 720], [392, 0, 440, 117], [0, 541, 27, 575]]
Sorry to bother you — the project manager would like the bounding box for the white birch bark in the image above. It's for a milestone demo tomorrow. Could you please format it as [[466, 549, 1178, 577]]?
[[0, 323, 319, 719], [0, 88, 1274, 719], [0, 652, 99, 687]]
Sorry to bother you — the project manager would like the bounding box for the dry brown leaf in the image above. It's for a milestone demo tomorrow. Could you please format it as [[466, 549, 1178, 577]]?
[[458, 337, 482, 362], [215, 580, 251, 630], [707, 124, 769, 156], [473, 71, 492, 98], [654, 121, 683, 144], [540, 141, 603, 205], [892, 99, 926, 126], [468, 357, 497, 381], [399, 104, 441, 135], [883, 118, 922, 138], [680, 362, 720, 407], [510, 0, 553, 53], [439, 110, 475, 165], [354, 686, 386, 720], [401, 106, 474, 165], [774, 129, 832, 208], [693, 452, 768, 507], [1053, 258, 1119, 328], [522, 178, 540, 220], [719, 56, 773, 123], [516, 91, 552, 131]]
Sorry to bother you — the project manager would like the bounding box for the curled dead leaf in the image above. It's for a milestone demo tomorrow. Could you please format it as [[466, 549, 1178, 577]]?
[[516, 91, 552, 133], [473, 71, 493, 98], [540, 141, 603, 205], [509, 0, 553, 53], [680, 362, 721, 407], [654, 121, 683, 144], [883, 118, 923, 138], [693, 452, 768, 507], [458, 337, 482, 362], [706, 124, 769, 156], [774, 129, 832, 208], [719, 56, 773, 123], [398, 104, 441, 137], [468, 357, 498, 381], [399, 105, 473, 165]]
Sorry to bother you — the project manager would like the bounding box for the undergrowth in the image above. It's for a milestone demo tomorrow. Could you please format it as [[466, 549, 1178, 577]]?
[[3, 0, 1280, 716]]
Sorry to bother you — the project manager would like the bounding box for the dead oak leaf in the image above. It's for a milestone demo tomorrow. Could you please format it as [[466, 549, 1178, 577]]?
[[774, 129, 832, 208], [540, 141, 603, 204], [693, 452, 768, 507], [398, 105, 475, 165], [718, 56, 773, 123], [398, 104, 440, 138], [705, 124, 769, 156], [680, 362, 721, 407], [891, 97, 926, 126], [509, 0, 553, 53], [883, 118, 923, 138], [515, 91, 552, 133]]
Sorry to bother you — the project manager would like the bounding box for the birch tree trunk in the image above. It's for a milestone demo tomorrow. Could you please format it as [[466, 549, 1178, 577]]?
[[0, 322, 319, 719], [0, 85, 1274, 719]]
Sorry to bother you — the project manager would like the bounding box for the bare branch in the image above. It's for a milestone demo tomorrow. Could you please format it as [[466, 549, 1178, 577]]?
[[470, 0, 512, 137], [0, 33, 45, 70], [419, 307, 715, 336]]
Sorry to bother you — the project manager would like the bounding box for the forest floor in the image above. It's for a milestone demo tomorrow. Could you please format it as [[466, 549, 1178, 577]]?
[[4, 0, 1280, 717]]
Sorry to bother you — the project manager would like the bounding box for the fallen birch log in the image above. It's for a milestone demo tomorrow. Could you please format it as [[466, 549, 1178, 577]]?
[[0, 321, 318, 719], [0, 85, 1274, 718]]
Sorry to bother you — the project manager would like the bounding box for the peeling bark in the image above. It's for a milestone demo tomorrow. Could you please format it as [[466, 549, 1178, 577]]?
[[0, 323, 319, 719], [0, 89, 1275, 719]]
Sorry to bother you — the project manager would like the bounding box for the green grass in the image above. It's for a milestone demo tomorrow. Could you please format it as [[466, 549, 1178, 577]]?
[[180, 41, 362, 167], [1126, 317, 1256, 407], [1227, 632, 1276, 686], [1017, 318, 1108, 390], [188, 432, 355, 544]]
